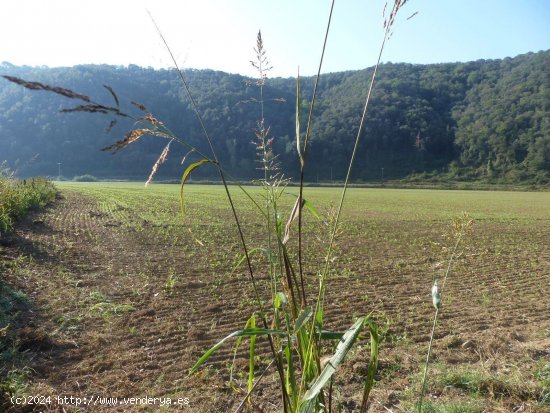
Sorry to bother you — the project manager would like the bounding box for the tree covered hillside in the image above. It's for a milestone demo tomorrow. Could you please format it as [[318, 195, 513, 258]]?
[[0, 50, 548, 183]]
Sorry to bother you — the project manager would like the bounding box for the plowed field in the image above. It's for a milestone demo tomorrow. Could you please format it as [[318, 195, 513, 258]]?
[[1, 183, 549, 412]]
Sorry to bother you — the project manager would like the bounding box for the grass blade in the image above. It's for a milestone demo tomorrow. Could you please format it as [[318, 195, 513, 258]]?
[[294, 307, 313, 333], [360, 321, 379, 413], [301, 317, 365, 406], [296, 70, 303, 167], [179, 159, 214, 212], [232, 247, 268, 273], [190, 328, 286, 375], [284, 311, 299, 409], [318, 330, 345, 340], [230, 314, 256, 388], [289, 193, 321, 220], [248, 315, 257, 397], [302, 198, 320, 220]]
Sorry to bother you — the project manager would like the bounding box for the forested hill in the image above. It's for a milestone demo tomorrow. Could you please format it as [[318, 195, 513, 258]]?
[[1, 50, 549, 183]]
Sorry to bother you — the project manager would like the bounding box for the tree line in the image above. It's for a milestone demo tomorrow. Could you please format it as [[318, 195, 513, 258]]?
[[0, 50, 548, 184]]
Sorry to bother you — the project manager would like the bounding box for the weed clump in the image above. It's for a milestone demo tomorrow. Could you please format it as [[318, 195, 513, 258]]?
[[0, 169, 56, 236]]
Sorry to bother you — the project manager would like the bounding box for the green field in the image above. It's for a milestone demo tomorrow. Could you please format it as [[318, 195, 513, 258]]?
[[57, 181, 550, 219], [2, 182, 549, 412]]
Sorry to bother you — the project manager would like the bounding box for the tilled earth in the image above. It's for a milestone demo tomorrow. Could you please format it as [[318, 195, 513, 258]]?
[[1, 189, 549, 412]]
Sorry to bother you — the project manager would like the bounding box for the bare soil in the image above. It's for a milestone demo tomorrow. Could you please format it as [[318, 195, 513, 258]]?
[[1, 190, 549, 412]]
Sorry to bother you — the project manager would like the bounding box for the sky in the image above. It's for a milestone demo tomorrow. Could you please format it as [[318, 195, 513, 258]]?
[[1, 0, 549, 78]]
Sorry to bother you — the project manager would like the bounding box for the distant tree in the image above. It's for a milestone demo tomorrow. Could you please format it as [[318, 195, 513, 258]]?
[[1, 50, 549, 183]]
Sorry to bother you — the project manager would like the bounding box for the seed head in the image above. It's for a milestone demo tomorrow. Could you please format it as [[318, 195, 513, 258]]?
[[431, 280, 441, 309]]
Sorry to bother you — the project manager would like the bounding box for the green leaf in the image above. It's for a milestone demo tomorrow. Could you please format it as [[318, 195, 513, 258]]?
[[180, 159, 213, 212], [248, 315, 256, 396], [275, 292, 288, 309], [300, 399, 316, 413], [229, 314, 256, 386], [294, 307, 312, 333], [315, 305, 323, 326], [318, 330, 345, 340], [300, 317, 366, 406], [276, 212, 283, 238], [302, 198, 321, 220], [232, 247, 268, 273], [190, 328, 286, 375], [285, 323, 298, 408], [288, 193, 321, 221], [360, 321, 379, 412]]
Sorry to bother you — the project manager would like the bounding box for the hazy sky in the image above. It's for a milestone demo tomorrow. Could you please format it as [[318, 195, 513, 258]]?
[[1, 0, 549, 78]]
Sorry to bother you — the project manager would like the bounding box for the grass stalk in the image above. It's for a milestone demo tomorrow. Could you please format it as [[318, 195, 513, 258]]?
[[301, 2, 402, 404], [148, 13, 292, 410], [234, 357, 276, 413], [297, 0, 336, 309], [417, 214, 472, 412]]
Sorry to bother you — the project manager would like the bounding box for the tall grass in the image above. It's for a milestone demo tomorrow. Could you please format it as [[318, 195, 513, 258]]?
[[2, 1, 418, 411], [0, 166, 56, 236], [154, 2, 411, 411]]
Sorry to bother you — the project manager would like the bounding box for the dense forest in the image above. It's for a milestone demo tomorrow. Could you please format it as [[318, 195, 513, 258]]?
[[0, 50, 549, 183]]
